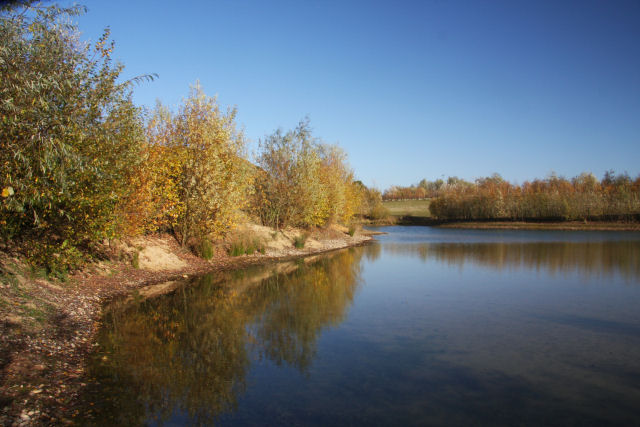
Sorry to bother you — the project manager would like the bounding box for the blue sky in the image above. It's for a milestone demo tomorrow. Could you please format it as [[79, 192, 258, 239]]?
[[69, 0, 640, 189]]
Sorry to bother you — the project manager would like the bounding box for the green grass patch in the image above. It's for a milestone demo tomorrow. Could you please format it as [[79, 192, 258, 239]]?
[[228, 233, 266, 257], [382, 199, 431, 218], [199, 239, 214, 260], [293, 233, 307, 249], [131, 251, 140, 268]]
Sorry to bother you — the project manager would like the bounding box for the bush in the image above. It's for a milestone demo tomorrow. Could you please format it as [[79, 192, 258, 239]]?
[[428, 172, 640, 221], [369, 204, 390, 220]]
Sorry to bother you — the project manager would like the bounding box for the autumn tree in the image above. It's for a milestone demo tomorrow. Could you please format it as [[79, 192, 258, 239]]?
[[253, 119, 317, 228], [145, 84, 251, 246], [429, 171, 640, 221], [253, 119, 360, 229]]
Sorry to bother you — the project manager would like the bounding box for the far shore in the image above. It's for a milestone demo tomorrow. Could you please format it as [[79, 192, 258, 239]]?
[[382, 216, 640, 231]]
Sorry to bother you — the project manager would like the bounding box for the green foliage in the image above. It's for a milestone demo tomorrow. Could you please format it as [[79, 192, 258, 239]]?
[[25, 239, 85, 276], [348, 224, 356, 236], [0, 3, 365, 272], [359, 185, 390, 220], [0, 3, 151, 269], [229, 243, 245, 257]]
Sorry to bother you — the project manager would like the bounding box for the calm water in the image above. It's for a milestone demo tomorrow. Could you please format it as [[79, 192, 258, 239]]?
[[79, 227, 640, 426]]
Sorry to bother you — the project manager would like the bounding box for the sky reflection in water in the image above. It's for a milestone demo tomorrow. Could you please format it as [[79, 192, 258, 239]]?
[[80, 227, 640, 426]]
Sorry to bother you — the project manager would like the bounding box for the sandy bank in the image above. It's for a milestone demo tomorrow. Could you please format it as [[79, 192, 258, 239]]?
[[0, 225, 373, 425]]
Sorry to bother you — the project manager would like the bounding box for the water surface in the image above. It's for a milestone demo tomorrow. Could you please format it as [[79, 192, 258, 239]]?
[[80, 227, 640, 426]]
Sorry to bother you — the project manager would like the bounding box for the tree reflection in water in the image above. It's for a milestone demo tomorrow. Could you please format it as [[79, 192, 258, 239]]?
[[382, 240, 640, 281], [78, 246, 368, 425]]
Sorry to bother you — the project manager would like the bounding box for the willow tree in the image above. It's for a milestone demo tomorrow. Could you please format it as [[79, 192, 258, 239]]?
[[0, 2, 150, 269]]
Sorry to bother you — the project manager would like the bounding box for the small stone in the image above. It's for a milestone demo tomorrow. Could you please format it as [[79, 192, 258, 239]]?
[[30, 389, 42, 395]]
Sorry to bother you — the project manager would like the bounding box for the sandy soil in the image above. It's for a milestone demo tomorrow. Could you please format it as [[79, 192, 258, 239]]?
[[0, 224, 373, 426]]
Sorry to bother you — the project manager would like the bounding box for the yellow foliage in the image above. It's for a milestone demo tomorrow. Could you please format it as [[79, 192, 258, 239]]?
[[141, 83, 252, 245], [252, 120, 362, 229]]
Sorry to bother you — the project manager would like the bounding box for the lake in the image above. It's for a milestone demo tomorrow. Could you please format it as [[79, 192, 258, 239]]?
[[79, 226, 640, 426]]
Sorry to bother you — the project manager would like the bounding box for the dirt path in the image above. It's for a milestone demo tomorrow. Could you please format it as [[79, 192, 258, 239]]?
[[0, 226, 373, 426]]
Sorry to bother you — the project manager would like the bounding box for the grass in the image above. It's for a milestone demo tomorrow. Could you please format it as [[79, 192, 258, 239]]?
[[131, 251, 140, 268], [293, 233, 307, 249], [228, 233, 266, 256], [199, 239, 214, 260], [382, 199, 431, 218]]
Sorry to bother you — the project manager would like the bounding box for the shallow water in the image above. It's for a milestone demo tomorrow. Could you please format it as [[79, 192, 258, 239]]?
[[80, 227, 640, 426]]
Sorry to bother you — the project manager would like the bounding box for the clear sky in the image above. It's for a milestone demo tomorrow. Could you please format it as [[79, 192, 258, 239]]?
[[68, 0, 640, 189]]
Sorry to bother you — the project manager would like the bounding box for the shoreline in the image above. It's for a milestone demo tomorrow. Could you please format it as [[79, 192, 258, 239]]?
[[436, 220, 640, 231], [0, 229, 373, 426], [379, 216, 640, 231]]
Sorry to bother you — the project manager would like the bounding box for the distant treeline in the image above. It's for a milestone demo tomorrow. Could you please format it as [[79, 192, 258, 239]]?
[[383, 177, 459, 200], [0, 3, 377, 271], [428, 172, 640, 221]]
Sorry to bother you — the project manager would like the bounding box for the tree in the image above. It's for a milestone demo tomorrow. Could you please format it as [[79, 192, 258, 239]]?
[[253, 119, 316, 228], [253, 119, 360, 229], [146, 84, 251, 246], [0, 3, 151, 269]]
